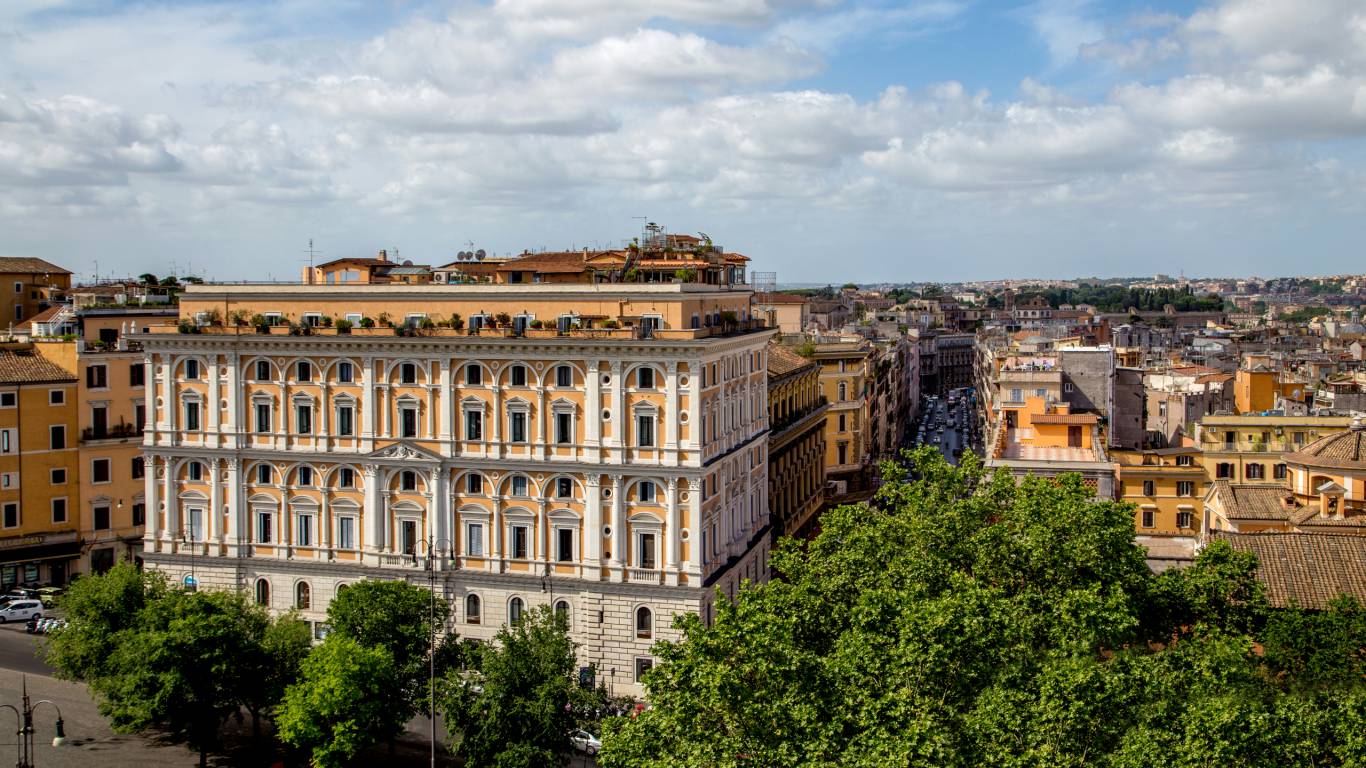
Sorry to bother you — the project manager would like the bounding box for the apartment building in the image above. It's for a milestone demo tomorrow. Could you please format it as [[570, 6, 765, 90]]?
[[1195, 414, 1354, 485], [0, 346, 80, 588], [808, 341, 871, 490], [140, 249, 772, 696], [1113, 446, 1206, 568], [0, 258, 71, 326], [765, 345, 827, 541]]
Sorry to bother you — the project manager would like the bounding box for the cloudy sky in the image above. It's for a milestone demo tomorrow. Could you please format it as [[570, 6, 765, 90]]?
[[2, 0, 1364, 283]]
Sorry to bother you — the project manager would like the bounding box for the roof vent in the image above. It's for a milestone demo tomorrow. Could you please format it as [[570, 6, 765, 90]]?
[[1351, 414, 1365, 432]]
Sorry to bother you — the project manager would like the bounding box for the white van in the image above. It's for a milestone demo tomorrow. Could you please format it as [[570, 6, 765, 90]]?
[[0, 600, 42, 623]]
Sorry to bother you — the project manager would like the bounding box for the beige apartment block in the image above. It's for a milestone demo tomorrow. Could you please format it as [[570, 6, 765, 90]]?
[[141, 266, 774, 697]]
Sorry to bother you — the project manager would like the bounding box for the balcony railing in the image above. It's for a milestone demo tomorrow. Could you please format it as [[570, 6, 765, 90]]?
[[627, 567, 661, 584], [82, 423, 143, 441]]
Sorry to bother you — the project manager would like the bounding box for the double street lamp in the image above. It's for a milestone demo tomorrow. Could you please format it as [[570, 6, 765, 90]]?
[[0, 676, 66, 768], [416, 536, 452, 768]]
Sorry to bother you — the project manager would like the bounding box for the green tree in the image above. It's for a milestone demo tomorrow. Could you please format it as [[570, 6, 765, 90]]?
[[45, 561, 167, 681], [443, 605, 581, 768], [95, 589, 267, 768], [240, 611, 313, 742], [275, 636, 398, 768], [601, 449, 1366, 768]]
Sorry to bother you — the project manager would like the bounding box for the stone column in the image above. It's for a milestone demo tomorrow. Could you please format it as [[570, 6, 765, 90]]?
[[208, 458, 222, 543], [224, 459, 242, 555], [664, 362, 679, 465], [144, 454, 161, 545], [364, 465, 382, 553], [609, 474, 624, 578], [609, 362, 624, 449], [224, 352, 241, 449], [535, 386, 546, 459], [585, 361, 601, 447], [438, 360, 452, 448], [583, 474, 602, 580], [491, 386, 502, 458], [143, 355, 156, 447], [361, 359, 376, 444], [665, 477, 679, 584], [686, 485, 702, 578]]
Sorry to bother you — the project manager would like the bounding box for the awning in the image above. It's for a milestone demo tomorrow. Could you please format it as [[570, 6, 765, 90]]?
[[0, 540, 82, 565]]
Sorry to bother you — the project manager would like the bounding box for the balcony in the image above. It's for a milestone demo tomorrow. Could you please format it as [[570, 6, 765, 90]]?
[[82, 423, 144, 443], [626, 567, 661, 584]]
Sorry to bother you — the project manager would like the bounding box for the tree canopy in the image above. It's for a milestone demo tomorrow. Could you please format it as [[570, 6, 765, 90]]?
[[442, 604, 585, 767], [601, 449, 1366, 768]]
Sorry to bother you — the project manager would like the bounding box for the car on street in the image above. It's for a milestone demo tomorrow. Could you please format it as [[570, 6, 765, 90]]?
[[36, 586, 62, 607], [570, 729, 602, 756], [0, 599, 43, 623]]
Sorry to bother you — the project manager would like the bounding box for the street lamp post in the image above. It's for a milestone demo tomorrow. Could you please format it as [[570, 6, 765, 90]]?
[[417, 536, 452, 768], [179, 524, 197, 591], [0, 676, 67, 767]]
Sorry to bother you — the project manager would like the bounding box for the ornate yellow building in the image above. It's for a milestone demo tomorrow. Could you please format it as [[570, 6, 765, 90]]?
[[142, 257, 772, 696], [765, 344, 827, 540]]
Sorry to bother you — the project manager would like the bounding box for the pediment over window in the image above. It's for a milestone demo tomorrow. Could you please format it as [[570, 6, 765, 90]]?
[[367, 441, 444, 462]]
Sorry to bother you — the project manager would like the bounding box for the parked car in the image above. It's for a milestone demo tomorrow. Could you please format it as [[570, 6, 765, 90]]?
[[35, 586, 62, 608], [0, 600, 43, 623], [569, 729, 602, 756]]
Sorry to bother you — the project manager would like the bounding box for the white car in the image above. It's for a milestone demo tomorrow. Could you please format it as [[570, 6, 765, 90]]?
[[570, 729, 602, 756], [0, 600, 42, 623]]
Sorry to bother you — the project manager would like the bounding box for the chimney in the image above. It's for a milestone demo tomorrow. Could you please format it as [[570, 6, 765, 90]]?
[[377, 249, 389, 262]]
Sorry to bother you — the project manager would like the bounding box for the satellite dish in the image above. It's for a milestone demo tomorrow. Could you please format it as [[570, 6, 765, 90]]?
[[403, 259, 413, 266], [475, 249, 486, 260], [458, 251, 469, 260]]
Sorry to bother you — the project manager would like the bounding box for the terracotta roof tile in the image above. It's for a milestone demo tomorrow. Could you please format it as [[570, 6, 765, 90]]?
[[0, 350, 76, 384], [27, 306, 62, 324], [754, 292, 807, 305], [767, 345, 815, 378], [0, 257, 70, 275], [1286, 427, 1366, 468], [1030, 413, 1099, 425], [1208, 480, 1297, 521], [1213, 532, 1366, 609], [495, 252, 595, 274]]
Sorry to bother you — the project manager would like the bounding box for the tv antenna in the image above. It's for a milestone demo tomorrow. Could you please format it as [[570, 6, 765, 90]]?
[[302, 238, 323, 269]]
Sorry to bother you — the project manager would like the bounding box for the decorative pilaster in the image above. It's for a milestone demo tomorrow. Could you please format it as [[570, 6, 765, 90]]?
[[583, 474, 602, 580]]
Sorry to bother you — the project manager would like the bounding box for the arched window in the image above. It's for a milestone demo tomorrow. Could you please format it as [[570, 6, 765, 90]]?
[[254, 578, 270, 606], [554, 600, 570, 625], [509, 596, 524, 625], [838, 382, 847, 401], [296, 581, 311, 610], [635, 606, 652, 639], [465, 594, 481, 624]]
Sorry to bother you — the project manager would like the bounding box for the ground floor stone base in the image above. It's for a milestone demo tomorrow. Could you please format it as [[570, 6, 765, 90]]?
[[145, 552, 701, 699]]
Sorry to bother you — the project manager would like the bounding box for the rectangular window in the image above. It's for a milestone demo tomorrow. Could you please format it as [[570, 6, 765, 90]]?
[[555, 412, 572, 444], [1177, 510, 1193, 529], [466, 523, 484, 556], [298, 466, 313, 486], [465, 366, 482, 386], [50, 468, 66, 484], [1246, 463, 1264, 480], [1142, 480, 1155, 497], [257, 464, 272, 484], [337, 361, 354, 383], [297, 515, 313, 547], [635, 658, 654, 683], [511, 525, 528, 559], [400, 407, 417, 438], [257, 512, 272, 543], [50, 424, 65, 450], [132, 503, 145, 526], [49, 389, 65, 405], [400, 363, 417, 384], [466, 474, 483, 494], [338, 517, 355, 549], [1, 502, 16, 528], [1216, 463, 1233, 479], [639, 532, 656, 569], [1, 429, 14, 454], [400, 471, 417, 491], [132, 456, 144, 479], [256, 361, 271, 380], [297, 362, 311, 381], [637, 367, 655, 389], [512, 476, 528, 496], [838, 414, 846, 432], [188, 461, 203, 481], [1273, 463, 1287, 480], [12, 282, 19, 294], [339, 468, 354, 488], [465, 411, 483, 441], [510, 411, 527, 443], [130, 363, 145, 387], [1141, 508, 1155, 528], [640, 482, 656, 503], [1175, 455, 1193, 467], [556, 365, 572, 387], [94, 505, 111, 531], [1177, 481, 1194, 497], [51, 498, 66, 524], [510, 365, 526, 386], [92, 458, 111, 483], [134, 403, 146, 431], [255, 403, 271, 433], [185, 359, 199, 379], [1293, 431, 1306, 445], [0, 472, 13, 489], [184, 401, 200, 432], [637, 414, 655, 448], [556, 478, 572, 498], [0, 392, 13, 408], [336, 405, 354, 436], [557, 528, 573, 562], [296, 404, 312, 434]]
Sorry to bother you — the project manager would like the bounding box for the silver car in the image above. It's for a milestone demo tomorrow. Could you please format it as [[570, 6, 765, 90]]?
[[570, 729, 602, 756], [0, 600, 43, 623]]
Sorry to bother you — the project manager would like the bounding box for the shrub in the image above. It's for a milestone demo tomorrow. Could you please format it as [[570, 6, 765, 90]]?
[[335, 319, 353, 334], [495, 312, 512, 328], [601, 319, 620, 329], [449, 313, 465, 331], [359, 317, 375, 329]]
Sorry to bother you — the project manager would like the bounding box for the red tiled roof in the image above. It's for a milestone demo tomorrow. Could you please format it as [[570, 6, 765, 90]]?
[[754, 292, 807, 305], [496, 252, 594, 274], [27, 306, 63, 324], [1214, 532, 1366, 609], [768, 344, 815, 378], [0, 257, 70, 275], [0, 350, 76, 384], [1030, 413, 1099, 425]]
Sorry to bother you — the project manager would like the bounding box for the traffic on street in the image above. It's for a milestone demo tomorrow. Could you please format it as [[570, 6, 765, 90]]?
[[911, 388, 981, 464]]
